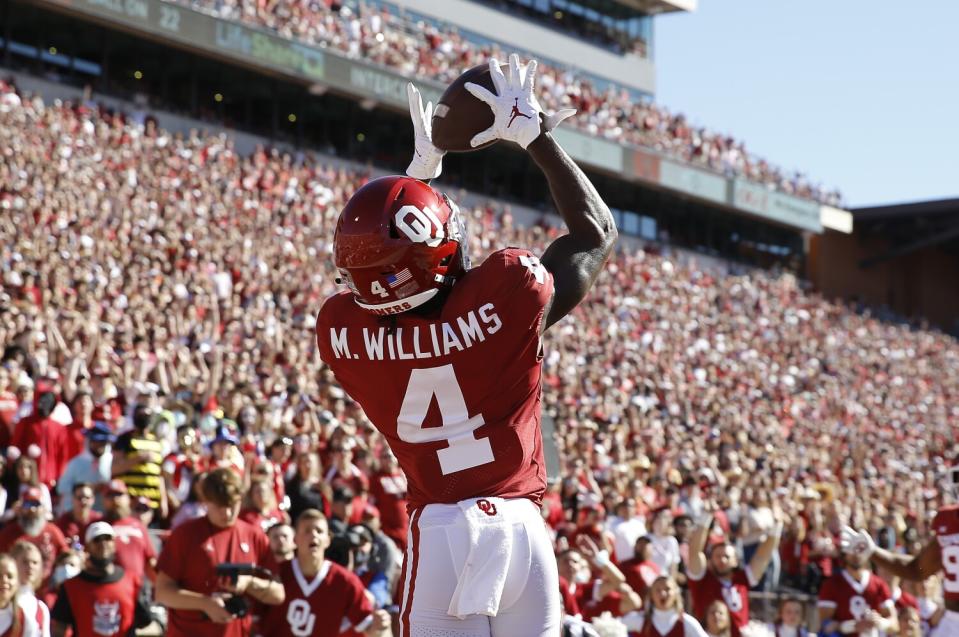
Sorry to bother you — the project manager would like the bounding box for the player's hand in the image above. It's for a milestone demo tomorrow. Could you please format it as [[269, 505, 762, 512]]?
[[204, 595, 235, 623], [406, 83, 445, 180], [840, 525, 876, 560], [465, 54, 576, 149]]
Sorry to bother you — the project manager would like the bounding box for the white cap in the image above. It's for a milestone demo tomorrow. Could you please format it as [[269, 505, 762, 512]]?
[[84, 521, 115, 545]]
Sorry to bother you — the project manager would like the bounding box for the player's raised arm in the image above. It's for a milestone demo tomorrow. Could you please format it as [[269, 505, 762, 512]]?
[[841, 525, 943, 581], [464, 54, 617, 331], [528, 128, 617, 330]]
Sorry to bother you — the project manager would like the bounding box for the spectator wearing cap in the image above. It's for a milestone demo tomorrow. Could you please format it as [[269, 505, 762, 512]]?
[[0, 488, 67, 585], [367, 451, 408, 550], [10, 389, 66, 488], [206, 423, 244, 476], [112, 405, 166, 519], [56, 421, 114, 515], [329, 485, 355, 536], [50, 521, 153, 637], [337, 524, 391, 612], [266, 522, 295, 564], [648, 506, 681, 579], [54, 483, 102, 548], [156, 468, 284, 637], [101, 480, 156, 586], [285, 451, 330, 523]]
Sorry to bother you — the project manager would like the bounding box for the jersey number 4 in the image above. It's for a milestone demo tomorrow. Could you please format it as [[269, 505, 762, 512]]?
[[396, 364, 495, 475]]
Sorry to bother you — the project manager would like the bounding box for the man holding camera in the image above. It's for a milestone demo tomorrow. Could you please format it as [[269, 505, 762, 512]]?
[[156, 468, 284, 637]]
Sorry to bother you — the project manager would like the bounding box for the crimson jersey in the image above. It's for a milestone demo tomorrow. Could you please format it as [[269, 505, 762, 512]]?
[[317, 248, 554, 510], [933, 505, 959, 602], [688, 568, 751, 636], [52, 568, 140, 637], [818, 570, 893, 625], [258, 558, 373, 637]]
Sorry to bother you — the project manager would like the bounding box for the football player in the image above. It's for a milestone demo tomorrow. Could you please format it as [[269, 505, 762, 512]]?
[[841, 462, 959, 636], [315, 53, 616, 637]]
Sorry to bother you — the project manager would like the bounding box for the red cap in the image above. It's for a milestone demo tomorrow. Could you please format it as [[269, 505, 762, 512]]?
[[21, 487, 43, 504], [103, 480, 128, 495]]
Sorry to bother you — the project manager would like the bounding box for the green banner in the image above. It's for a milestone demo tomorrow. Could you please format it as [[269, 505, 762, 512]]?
[[732, 179, 822, 232], [659, 159, 727, 204]]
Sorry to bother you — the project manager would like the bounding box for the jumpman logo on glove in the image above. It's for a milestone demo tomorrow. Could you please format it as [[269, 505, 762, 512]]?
[[507, 98, 531, 128]]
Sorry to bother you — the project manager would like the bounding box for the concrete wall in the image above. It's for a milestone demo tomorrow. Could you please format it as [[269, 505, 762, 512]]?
[[809, 230, 959, 333]]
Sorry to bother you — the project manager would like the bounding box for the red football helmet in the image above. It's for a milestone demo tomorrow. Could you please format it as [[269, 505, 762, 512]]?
[[333, 176, 470, 315]]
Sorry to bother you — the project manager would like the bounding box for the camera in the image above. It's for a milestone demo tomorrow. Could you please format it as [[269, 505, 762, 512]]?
[[222, 595, 249, 618]]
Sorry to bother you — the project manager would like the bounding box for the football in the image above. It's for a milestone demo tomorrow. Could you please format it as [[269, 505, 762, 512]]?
[[431, 63, 502, 153]]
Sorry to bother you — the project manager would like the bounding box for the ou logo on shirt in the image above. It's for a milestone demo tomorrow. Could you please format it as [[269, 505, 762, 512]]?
[[287, 599, 316, 637], [849, 595, 869, 619], [721, 585, 743, 612]]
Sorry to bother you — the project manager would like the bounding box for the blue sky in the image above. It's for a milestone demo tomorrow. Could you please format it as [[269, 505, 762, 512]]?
[[654, 1, 958, 208]]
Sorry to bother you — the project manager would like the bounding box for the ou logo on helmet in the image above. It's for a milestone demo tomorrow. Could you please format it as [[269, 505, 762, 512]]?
[[395, 205, 445, 247]]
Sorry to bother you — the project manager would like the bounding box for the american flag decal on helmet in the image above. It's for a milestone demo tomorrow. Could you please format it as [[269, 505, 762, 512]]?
[[387, 268, 413, 288]]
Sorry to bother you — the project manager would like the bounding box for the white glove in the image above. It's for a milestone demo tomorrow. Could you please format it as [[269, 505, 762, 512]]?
[[840, 525, 876, 560], [465, 54, 577, 149], [405, 83, 445, 180]]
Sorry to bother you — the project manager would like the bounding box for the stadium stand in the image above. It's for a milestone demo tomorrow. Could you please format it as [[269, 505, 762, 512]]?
[[169, 0, 843, 206], [0, 78, 952, 634]]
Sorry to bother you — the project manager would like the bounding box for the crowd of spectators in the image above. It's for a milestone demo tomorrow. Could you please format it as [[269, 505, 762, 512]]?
[[170, 0, 843, 207], [0, 78, 953, 636]]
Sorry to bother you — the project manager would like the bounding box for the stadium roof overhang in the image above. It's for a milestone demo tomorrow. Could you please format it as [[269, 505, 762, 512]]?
[[615, 0, 697, 14], [852, 198, 959, 267]]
